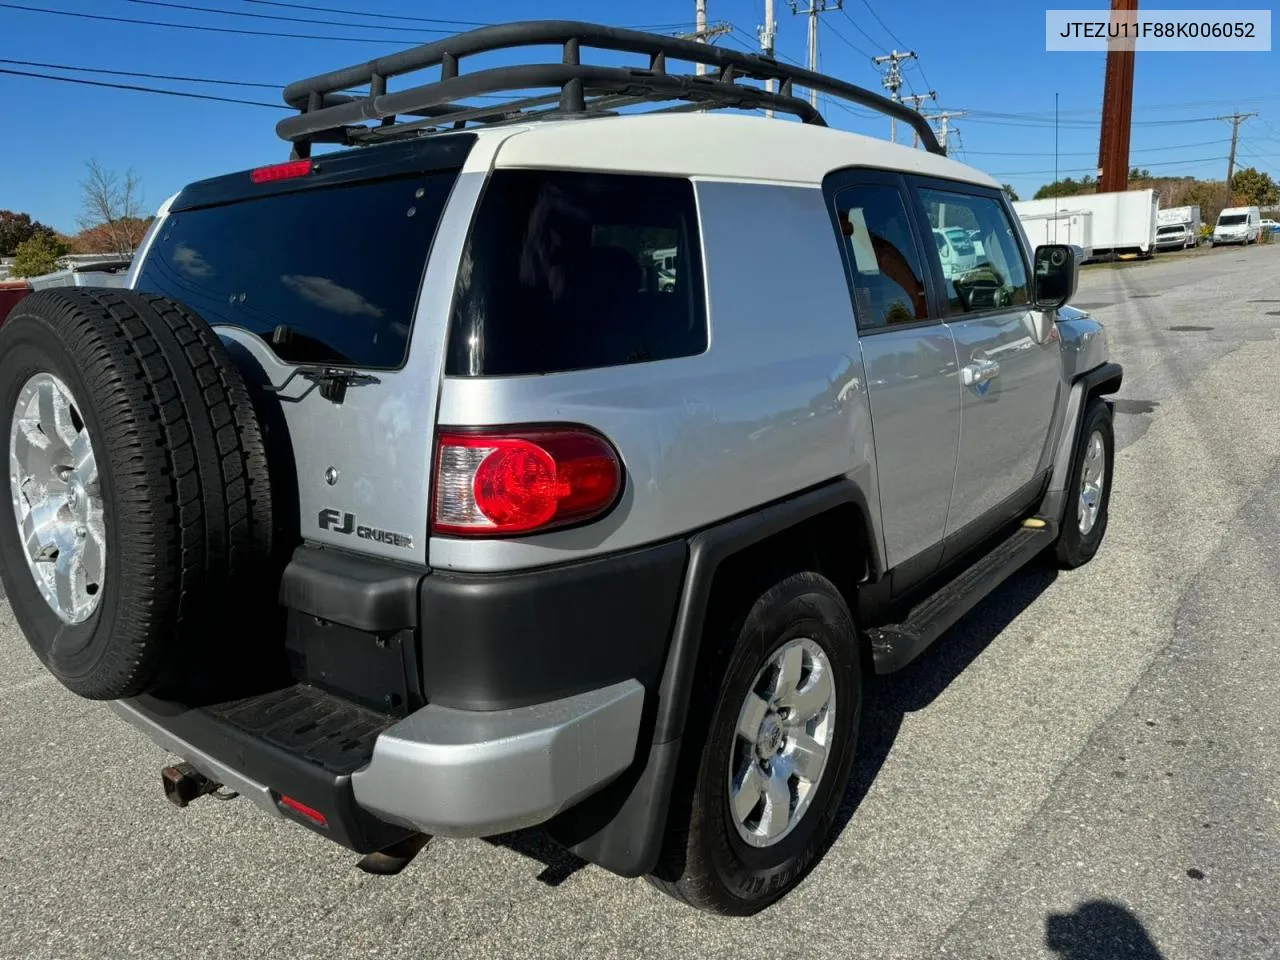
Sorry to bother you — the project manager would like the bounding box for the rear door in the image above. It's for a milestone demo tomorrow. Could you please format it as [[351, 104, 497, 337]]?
[[909, 178, 1061, 548], [828, 170, 960, 579]]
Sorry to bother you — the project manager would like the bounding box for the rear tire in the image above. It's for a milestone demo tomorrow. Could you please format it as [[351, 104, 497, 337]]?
[[0, 288, 276, 700], [1054, 399, 1114, 570], [648, 572, 862, 915]]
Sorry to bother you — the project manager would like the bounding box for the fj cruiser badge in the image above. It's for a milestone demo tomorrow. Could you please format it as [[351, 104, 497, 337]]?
[[318, 508, 414, 549]]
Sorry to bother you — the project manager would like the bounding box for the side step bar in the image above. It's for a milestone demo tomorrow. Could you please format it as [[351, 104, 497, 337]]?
[[868, 519, 1057, 674]]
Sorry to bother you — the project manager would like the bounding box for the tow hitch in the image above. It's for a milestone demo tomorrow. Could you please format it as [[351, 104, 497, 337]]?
[[161, 762, 227, 808]]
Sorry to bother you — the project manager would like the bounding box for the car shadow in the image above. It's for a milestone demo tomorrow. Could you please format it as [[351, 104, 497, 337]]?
[[832, 562, 1059, 833], [1045, 900, 1166, 959], [483, 830, 590, 887]]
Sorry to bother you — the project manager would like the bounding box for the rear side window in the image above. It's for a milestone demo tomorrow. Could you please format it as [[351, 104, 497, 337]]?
[[833, 183, 930, 331], [136, 172, 456, 368], [446, 170, 706, 377]]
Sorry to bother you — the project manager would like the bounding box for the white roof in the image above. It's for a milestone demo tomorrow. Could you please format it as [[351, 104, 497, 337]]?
[[483, 113, 1000, 188]]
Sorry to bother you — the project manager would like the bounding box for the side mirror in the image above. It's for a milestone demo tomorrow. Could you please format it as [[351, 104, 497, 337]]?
[[1032, 244, 1079, 310]]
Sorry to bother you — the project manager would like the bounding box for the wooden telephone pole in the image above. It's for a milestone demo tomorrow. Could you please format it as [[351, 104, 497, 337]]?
[[1097, 0, 1139, 193]]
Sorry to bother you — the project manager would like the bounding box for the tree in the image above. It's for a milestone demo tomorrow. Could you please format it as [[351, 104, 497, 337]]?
[[1129, 167, 1153, 179], [78, 159, 149, 257], [1171, 180, 1228, 231], [1002, 184, 1020, 202], [71, 218, 153, 255], [1034, 177, 1093, 200], [0, 210, 57, 257], [1231, 167, 1279, 207], [9, 233, 69, 278]]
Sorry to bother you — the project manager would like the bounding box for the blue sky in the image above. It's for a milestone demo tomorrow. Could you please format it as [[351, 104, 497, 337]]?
[[2, 0, 1277, 232]]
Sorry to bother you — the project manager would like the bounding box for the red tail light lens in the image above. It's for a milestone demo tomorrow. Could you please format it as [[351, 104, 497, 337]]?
[[250, 159, 313, 184], [278, 794, 328, 827], [433, 428, 622, 536]]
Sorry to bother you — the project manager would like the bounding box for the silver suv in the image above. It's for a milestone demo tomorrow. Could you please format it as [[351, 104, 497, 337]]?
[[0, 23, 1121, 917]]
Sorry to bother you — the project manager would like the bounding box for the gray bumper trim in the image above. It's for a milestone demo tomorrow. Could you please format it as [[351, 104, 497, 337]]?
[[106, 700, 282, 819], [351, 679, 645, 838]]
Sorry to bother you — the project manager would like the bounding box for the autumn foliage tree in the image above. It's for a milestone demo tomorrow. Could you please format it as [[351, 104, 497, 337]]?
[[1230, 167, 1279, 207], [0, 210, 58, 257], [77, 159, 151, 257]]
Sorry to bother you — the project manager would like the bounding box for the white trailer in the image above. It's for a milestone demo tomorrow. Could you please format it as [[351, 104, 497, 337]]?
[[1016, 208, 1094, 262], [1015, 189, 1159, 261], [1156, 205, 1202, 250]]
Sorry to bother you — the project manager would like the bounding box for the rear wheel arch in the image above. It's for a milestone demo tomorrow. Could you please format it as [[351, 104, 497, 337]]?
[[654, 479, 880, 746]]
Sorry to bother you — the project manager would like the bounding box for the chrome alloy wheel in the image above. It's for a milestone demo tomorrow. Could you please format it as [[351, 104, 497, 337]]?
[[1078, 429, 1107, 537], [9, 373, 106, 624], [728, 637, 836, 848]]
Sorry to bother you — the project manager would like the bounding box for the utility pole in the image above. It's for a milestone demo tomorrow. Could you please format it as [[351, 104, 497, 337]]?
[[695, 0, 708, 75], [873, 49, 917, 142], [922, 110, 965, 155], [1219, 110, 1258, 194], [1097, 0, 1138, 193], [758, 0, 778, 116], [903, 91, 937, 148], [790, 0, 842, 109]]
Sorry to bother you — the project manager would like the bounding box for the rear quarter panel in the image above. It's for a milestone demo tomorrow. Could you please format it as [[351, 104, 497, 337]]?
[[430, 179, 882, 573]]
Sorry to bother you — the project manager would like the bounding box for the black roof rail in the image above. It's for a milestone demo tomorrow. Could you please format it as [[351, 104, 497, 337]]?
[[276, 20, 943, 158]]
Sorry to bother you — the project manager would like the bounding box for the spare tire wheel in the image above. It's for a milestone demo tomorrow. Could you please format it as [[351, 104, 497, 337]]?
[[0, 288, 277, 700]]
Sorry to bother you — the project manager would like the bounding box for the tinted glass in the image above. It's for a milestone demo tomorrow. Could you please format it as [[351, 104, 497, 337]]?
[[1219, 214, 1246, 225], [136, 172, 456, 368], [1157, 226, 1182, 234], [446, 170, 706, 377], [920, 188, 1030, 315], [834, 184, 929, 331]]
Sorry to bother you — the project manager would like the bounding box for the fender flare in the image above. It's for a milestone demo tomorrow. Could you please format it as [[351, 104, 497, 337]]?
[[549, 477, 878, 877]]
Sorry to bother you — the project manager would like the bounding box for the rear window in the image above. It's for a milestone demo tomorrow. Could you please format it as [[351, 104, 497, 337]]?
[[136, 172, 457, 368], [446, 170, 707, 377]]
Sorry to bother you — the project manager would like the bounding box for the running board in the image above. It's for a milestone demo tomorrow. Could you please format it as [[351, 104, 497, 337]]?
[[868, 519, 1057, 674]]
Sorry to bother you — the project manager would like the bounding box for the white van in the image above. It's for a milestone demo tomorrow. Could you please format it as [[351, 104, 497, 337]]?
[[1211, 206, 1261, 246]]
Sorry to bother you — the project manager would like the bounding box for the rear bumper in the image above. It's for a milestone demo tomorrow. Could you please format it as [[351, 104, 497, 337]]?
[[110, 678, 646, 843], [351, 679, 644, 837]]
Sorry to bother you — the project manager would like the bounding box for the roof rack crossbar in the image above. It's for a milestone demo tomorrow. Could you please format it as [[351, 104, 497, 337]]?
[[277, 20, 942, 156]]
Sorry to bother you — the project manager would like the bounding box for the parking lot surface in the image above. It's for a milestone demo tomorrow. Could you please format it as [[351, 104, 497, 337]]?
[[3, 244, 1279, 959]]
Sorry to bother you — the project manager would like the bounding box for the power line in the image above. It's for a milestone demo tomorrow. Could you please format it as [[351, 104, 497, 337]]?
[[0, 3, 419, 43], [0, 57, 284, 88], [857, 0, 907, 48], [966, 138, 1232, 157], [836, 4, 884, 48], [126, 0, 453, 34], [0, 66, 287, 108], [992, 156, 1225, 178], [824, 19, 875, 61], [239, 0, 488, 27]]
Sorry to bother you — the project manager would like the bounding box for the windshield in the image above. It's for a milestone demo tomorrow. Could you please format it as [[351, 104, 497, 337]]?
[[1157, 226, 1183, 235], [135, 172, 457, 368], [1219, 214, 1247, 226]]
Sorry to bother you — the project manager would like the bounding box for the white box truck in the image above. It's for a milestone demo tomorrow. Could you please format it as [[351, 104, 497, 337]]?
[[1017, 208, 1094, 262], [1211, 206, 1261, 246], [1156, 205, 1202, 251], [1015, 188, 1159, 261]]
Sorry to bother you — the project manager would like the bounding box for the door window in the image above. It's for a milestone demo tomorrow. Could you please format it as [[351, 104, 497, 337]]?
[[919, 189, 1030, 315], [833, 184, 930, 332]]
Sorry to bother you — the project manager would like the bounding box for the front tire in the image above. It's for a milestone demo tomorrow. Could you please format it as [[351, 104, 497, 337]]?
[[649, 572, 862, 915], [1054, 399, 1115, 570]]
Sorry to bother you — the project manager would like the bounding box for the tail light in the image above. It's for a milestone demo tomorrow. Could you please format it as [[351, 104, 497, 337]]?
[[278, 794, 328, 827], [251, 159, 313, 184], [432, 427, 622, 537]]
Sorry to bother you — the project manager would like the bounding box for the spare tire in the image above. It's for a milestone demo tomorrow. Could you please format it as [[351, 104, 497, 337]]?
[[0, 288, 276, 700]]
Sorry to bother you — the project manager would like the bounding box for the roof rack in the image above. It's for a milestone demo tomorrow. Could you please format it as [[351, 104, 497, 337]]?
[[277, 20, 943, 158]]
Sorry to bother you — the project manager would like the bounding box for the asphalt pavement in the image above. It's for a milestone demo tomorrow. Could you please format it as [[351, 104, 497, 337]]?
[[2, 242, 1279, 959]]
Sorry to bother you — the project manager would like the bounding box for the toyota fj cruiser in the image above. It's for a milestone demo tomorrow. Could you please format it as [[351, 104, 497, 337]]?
[[0, 22, 1121, 916]]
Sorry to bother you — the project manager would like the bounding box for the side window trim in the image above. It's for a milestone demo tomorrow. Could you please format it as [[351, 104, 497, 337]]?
[[822, 169, 947, 337], [903, 174, 1034, 321]]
